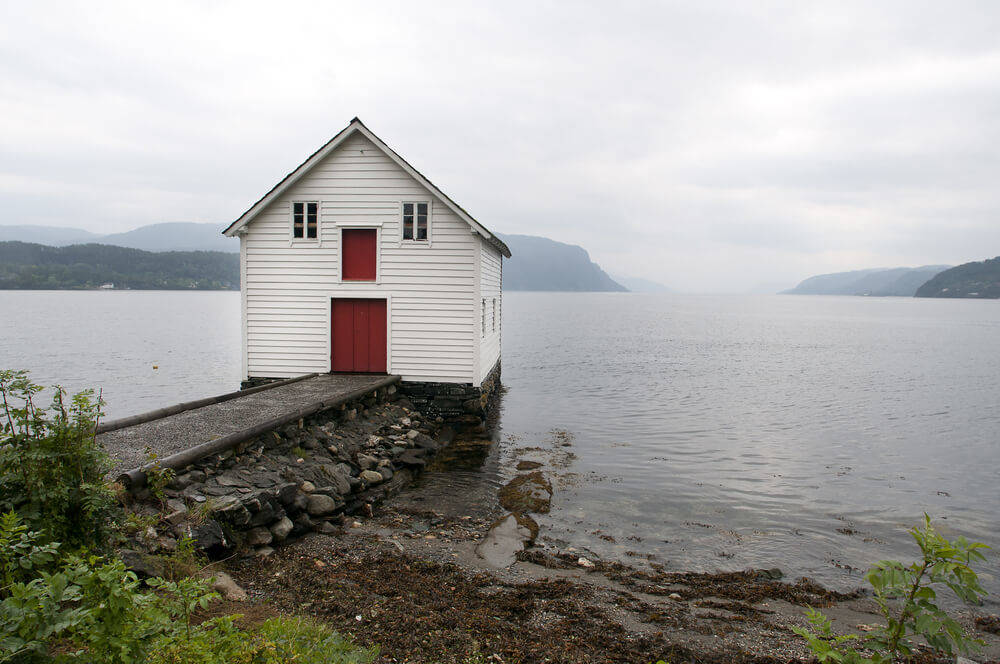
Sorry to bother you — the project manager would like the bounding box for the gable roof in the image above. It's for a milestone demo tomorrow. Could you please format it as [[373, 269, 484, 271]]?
[[222, 117, 511, 258]]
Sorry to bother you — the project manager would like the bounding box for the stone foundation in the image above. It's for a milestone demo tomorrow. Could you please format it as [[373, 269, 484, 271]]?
[[128, 388, 454, 559], [399, 361, 501, 424]]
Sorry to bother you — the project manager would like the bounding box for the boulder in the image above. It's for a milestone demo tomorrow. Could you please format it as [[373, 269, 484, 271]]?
[[306, 494, 343, 516], [359, 470, 383, 484], [300, 481, 316, 493], [270, 516, 294, 541], [120, 549, 165, 578], [357, 454, 379, 470], [211, 572, 247, 601], [245, 526, 273, 547]]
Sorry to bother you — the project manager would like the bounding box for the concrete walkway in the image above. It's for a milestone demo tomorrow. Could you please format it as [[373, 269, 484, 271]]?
[[100, 374, 395, 474]]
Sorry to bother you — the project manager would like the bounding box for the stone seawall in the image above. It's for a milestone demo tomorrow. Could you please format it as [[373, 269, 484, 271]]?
[[398, 361, 502, 427], [128, 386, 452, 559]]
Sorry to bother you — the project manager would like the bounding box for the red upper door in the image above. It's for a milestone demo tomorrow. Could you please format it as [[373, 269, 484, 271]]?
[[342, 229, 377, 281], [331, 298, 387, 373]]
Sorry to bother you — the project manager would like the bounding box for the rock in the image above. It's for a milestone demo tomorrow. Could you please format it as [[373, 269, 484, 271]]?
[[577, 557, 595, 569], [275, 482, 298, 505], [300, 481, 316, 493], [378, 466, 394, 481], [411, 433, 439, 451], [498, 472, 553, 514], [214, 499, 251, 528], [289, 491, 308, 513], [516, 460, 543, 471], [120, 549, 165, 578], [315, 521, 338, 534], [270, 516, 294, 541], [245, 526, 273, 547], [334, 462, 355, 477], [357, 454, 379, 470], [475, 513, 537, 568], [321, 465, 352, 495], [306, 494, 343, 516], [184, 470, 207, 484], [758, 568, 784, 580], [255, 546, 275, 558], [212, 572, 247, 601], [216, 473, 249, 488], [406, 429, 420, 439], [359, 470, 383, 484], [668, 592, 683, 601], [400, 417, 412, 427], [395, 449, 427, 468], [180, 520, 230, 555]]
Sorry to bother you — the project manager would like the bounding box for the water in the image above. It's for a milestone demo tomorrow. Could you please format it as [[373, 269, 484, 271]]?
[[1, 290, 997, 603]]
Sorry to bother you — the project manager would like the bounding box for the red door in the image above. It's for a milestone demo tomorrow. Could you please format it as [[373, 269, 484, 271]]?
[[331, 298, 387, 373]]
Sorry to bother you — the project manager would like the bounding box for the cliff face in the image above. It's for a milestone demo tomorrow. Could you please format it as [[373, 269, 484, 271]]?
[[914, 257, 1000, 298], [783, 266, 950, 296], [497, 234, 627, 292]]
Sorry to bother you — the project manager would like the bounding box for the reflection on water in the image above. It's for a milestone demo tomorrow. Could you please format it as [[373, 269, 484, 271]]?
[[2, 290, 998, 605]]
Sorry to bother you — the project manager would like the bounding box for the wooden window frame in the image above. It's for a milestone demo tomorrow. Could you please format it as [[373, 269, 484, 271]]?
[[290, 201, 320, 244], [492, 298, 497, 332], [400, 200, 431, 245]]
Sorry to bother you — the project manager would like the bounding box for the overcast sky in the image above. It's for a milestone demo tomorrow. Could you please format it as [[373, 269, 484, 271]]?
[[2, 1, 999, 292]]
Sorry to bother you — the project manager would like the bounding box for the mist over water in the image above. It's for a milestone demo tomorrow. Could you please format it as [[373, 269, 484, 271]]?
[[2, 290, 997, 604]]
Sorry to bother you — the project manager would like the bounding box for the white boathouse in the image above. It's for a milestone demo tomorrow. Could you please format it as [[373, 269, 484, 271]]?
[[223, 118, 510, 419]]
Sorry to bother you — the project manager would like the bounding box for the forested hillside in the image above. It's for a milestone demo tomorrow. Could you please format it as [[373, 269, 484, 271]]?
[[0, 242, 239, 290], [914, 257, 1000, 298]]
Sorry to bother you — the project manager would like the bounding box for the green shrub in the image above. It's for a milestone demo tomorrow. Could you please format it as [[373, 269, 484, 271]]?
[[794, 515, 989, 663], [0, 370, 116, 549], [252, 615, 377, 664], [0, 512, 59, 594]]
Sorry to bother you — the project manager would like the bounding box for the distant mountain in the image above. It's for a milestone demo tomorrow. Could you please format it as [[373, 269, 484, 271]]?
[[914, 257, 1000, 298], [497, 234, 627, 292], [783, 265, 950, 297], [0, 224, 100, 246], [0, 222, 237, 253], [610, 274, 672, 293], [0, 241, 238, 290], [98, 222, 237, 252]]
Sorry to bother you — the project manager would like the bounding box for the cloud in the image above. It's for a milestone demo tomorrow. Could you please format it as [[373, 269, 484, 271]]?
[[0, 0, 998, 291]]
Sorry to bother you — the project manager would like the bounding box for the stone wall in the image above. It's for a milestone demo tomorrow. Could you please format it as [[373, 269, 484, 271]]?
[[399, 361, 502, 427], [135, 388, 452, 558]]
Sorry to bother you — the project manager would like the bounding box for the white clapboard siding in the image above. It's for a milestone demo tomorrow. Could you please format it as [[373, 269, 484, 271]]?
[[478, 242, 502, 379], [242, 133, 479, 383]]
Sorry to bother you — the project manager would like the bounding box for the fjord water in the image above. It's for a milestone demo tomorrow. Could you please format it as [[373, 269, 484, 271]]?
[[1, 290, 997, 601]]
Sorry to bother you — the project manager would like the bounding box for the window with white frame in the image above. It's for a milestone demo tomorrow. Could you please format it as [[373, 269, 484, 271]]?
[[482, 298, 486, 338], [292, 202, 318, 240], [402, 202, 429, 241]]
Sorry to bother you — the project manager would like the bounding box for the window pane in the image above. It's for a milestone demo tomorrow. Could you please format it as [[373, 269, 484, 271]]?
[[416, 215, 427, 240], [307, 202, 317, 216], [417, 202, 427, 215], [293, 223, 304, 238], [402, 214, 413, 240], [307, 221, 317, 238], [403, 203, 413, 215], [293, 202, 304, 214]]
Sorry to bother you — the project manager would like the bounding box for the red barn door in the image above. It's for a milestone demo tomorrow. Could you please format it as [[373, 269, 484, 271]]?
[[331, 298, 387, 373]]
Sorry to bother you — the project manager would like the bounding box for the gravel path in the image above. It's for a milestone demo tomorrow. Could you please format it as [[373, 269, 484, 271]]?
[[99, 374, 392, 474]]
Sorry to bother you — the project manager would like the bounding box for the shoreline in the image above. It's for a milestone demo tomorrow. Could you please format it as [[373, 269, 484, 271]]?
[[110, 390, 1000, 662]]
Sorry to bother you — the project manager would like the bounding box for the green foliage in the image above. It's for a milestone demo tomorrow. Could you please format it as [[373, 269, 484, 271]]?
[[143, 448, 176, 507], [0, 370, 116, 549], [0, 241, 239, 290], [146, 615, 377, 664], [794, 516, 989, 663], [0, 513, 59, 594], [250, 615, 378, 664]]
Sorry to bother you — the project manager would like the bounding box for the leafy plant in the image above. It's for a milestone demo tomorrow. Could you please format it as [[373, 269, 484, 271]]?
[[144, 447, 176, 507], [0, 370, 116, 549], [794, 516, 989, 663], [0, 512, 59, 595]]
